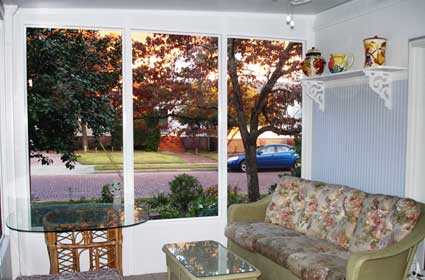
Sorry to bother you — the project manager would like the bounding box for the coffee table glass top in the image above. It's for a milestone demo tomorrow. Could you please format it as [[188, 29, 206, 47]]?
[[7, 203, 149, 233], [162, 240, 257, 277]]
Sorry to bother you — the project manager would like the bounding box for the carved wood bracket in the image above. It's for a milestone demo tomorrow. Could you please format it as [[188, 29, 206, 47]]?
[[363, 69, 393, 110], [301, 80, 325, 112]]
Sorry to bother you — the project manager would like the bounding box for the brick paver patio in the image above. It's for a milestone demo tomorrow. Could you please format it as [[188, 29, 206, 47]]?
[[30, 171, 282, 202]]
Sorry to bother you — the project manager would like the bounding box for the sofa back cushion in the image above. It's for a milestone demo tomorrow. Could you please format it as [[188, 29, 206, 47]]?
[[349, 194, 420, 252], [304, 184, 366, 249], [265, 176, 315, 233]]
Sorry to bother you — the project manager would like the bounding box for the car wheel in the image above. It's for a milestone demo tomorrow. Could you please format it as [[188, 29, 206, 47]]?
[[240, 160, 247, 172]]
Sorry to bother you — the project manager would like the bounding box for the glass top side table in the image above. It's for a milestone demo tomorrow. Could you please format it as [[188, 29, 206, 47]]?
[[162, 240, 261, 279], [7, 203, 148, 275]]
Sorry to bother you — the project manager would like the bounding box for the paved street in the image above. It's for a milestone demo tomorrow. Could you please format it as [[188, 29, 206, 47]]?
[[30, 171, 283, 202]]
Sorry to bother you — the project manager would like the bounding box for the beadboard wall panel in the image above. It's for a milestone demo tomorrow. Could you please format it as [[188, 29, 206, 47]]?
[[311, 80, 408, 196]]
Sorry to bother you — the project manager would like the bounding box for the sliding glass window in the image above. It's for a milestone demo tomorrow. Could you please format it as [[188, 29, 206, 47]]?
[[226, 38, 302, 203], [131, 32, 219, 219], [27, 28, 123, 205]]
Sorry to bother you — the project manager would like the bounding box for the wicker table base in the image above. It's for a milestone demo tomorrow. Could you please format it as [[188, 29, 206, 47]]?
[[44, 228, 122, 275]]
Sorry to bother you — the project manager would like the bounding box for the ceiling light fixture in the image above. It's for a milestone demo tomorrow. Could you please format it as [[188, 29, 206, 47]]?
[[285, 0, 313, 30]]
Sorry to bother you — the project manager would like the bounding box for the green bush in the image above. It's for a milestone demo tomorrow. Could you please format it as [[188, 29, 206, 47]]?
[[268, 183, 278, 194], [111, 115, 160, 151], [158, 205, 181, 219], [147, 192, 170, 208], [169, 174, 203, 212], [99, 184, 113, 203], [228, 185, 246, 206], [294, 136, 302, 178]]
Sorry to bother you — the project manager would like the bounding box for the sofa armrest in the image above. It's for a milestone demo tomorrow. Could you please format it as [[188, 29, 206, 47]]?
[[347, 209, 425, 280], [227, 195, 272, 224]]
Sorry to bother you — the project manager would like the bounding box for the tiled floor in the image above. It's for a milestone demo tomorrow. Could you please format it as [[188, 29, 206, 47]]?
[[125, 273, 168, 280]]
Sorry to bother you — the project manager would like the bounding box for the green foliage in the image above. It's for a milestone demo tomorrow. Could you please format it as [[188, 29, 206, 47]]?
[[27, 28, 122, 168], [100, 184, 113, 203], [169, 174, 203, 213], [157, 205, 181, 219], [268, 183, 278, 194], [294, 136, 302, 178], [111, 116, 161, 152], [228, 185, 246, 205], [188, 186, 219, 217], [147, 192, 170, 209]]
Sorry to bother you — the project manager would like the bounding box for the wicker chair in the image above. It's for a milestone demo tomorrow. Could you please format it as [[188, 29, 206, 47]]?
[[15, 269, 122, 280]]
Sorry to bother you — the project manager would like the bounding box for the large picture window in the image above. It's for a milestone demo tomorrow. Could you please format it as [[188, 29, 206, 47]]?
[[27, 28, 123, 205], [131, 32, 219, 219]]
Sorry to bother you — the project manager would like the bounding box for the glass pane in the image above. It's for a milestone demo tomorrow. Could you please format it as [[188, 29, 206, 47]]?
[[27, 28, 123, 206], [132, 32, 219, 219], [227, 38, 302, 202], [163, 241, 257, 277]]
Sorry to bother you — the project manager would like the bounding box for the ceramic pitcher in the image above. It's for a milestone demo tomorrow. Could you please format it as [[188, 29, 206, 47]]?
[[364, 36, 387, 67], [328, 53, 354, 73]]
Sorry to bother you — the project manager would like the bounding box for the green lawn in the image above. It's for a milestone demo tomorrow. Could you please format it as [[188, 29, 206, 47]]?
[[198, 152, 218, 161], [95, 163, 217, 171], [77, 151, 185, 165]]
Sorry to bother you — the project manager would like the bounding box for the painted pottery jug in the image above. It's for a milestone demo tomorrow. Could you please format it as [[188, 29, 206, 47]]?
[[301, 47, 326, 76], [328, 53, 354, 73], [364, 36, 387, 67]]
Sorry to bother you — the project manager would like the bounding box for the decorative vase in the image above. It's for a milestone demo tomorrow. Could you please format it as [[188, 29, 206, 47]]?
[[301, 47, 326, 77], [328, 53, 354, 73], [109, 181, 122, 206], [363, 36, 387, 68]]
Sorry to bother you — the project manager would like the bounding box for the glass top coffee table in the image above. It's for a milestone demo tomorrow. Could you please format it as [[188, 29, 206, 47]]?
[[162, 240, 261, 280]]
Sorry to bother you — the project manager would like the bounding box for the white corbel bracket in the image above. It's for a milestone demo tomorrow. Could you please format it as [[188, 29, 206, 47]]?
[[302, 80, 325, 112], [363, 69, 393, 110]]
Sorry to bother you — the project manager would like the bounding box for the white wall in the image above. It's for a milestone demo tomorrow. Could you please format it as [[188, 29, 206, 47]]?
[[314, 0, 425, 70], [1, 7, 315, 277]]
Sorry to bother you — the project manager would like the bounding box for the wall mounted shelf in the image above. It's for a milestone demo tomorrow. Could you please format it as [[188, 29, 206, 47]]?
[[301, 66, 407, 112]]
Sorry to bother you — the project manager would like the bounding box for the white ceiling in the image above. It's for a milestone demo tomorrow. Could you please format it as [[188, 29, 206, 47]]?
[[2, 0, 353, 14]]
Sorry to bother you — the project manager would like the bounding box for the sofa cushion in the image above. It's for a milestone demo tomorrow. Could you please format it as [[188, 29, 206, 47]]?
[[304, 184, 366, 249], [265, 176, 316, 232], [349, 195, 420, 252], [224, 222, 301, 251], [286, 252, 348, 280], [255, 235, 350, 270]]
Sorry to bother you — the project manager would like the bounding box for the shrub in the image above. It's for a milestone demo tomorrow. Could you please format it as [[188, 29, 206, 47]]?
[[169, 174, 203, 212], [100, 184, 113, 203], [147, 192, 170, 208], [268, 183, 277, 194], [158, 205, 181, 219], [228, 185, 246, 206]]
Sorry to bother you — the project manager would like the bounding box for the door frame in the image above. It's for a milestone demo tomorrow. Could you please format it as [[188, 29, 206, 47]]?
[[406, 36, 425, 272]]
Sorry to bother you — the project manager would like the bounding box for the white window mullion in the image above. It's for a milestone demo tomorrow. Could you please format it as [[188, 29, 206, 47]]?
[[122, 28, 135, 206], [218, 35, 228, 221]]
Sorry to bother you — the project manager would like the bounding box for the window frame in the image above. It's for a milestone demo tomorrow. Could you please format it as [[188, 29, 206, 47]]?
[[2, 9, 308, 276]]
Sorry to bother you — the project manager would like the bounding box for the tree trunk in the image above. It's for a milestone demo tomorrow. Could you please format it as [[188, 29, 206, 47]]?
[[81, 123, 89, 152], [245, 142, 260, 202]]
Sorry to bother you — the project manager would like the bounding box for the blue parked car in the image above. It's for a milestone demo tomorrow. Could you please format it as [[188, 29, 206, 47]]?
[[227, 144, 299, 172]]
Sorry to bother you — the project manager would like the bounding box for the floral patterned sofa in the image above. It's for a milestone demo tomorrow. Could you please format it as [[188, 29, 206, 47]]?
[[225, 176, 425, 280]]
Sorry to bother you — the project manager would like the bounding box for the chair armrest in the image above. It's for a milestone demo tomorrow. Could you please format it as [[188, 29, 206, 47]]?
[[227, 195, 272, 223], [346, 217, 425, 280]]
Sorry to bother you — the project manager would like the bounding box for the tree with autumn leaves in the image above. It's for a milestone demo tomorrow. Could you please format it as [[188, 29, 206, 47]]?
[[227, 38, 302, 201], [27, 29, 301, 202]]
